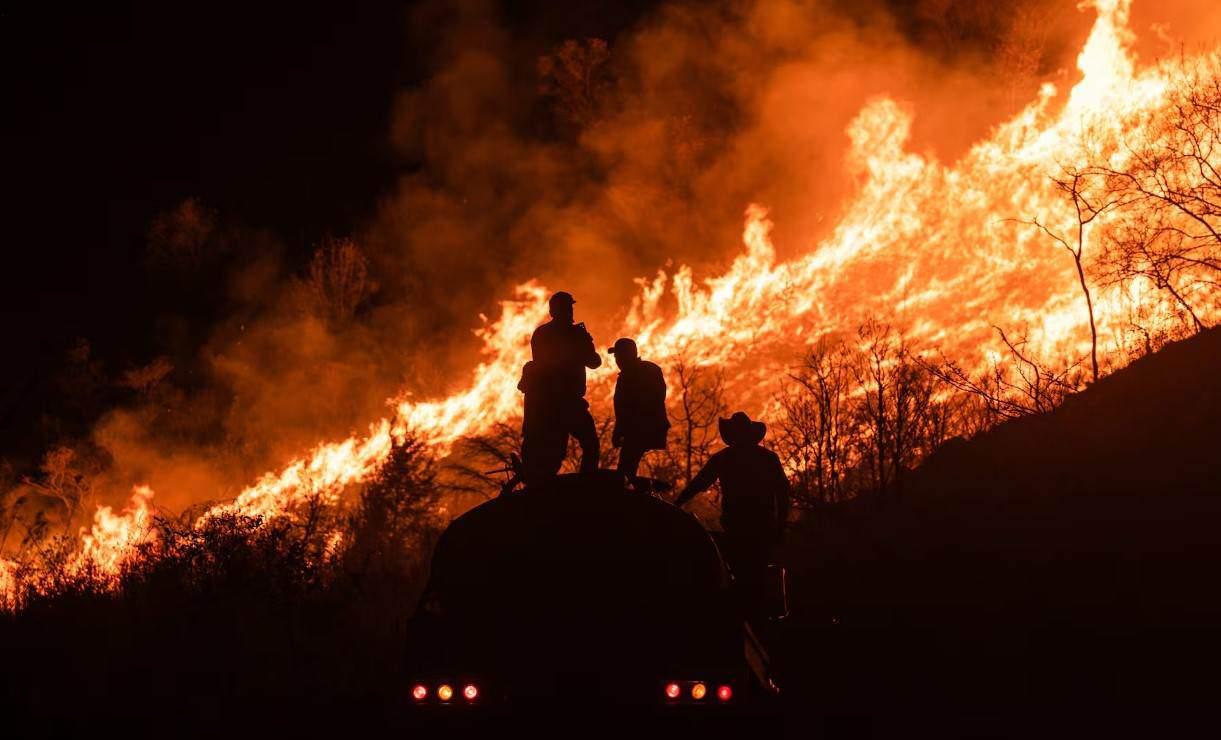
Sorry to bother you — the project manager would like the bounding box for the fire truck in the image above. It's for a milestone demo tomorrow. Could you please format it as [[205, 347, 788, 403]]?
[[402, 470, 778, 716]]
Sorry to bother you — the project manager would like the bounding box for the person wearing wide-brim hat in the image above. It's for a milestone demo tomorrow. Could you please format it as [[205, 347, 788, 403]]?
[[675, 411, 791, 614]]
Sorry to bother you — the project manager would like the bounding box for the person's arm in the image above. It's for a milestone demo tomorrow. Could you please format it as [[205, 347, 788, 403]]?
[[674, 454, 720, 507], [517, 361, 534, 393], [583, 331, 602, 369]]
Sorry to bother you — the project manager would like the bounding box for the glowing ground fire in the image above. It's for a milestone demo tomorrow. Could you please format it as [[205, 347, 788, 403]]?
[[3, 0, 1219, 605]]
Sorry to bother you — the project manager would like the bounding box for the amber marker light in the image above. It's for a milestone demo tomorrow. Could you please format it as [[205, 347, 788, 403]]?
[[411, 684, 428, 701], [664, 682, 681, 699], [691, 683, 707, 700], [437, 684, 454, 702]]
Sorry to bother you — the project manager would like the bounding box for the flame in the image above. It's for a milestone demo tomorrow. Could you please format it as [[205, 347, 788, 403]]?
[[69, 485, 156, 582], [5, 0, 1220, 604]]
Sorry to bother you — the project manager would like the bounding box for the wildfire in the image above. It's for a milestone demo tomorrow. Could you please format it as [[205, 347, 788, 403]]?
[[74, 485, 156, 578], [4, 0, 1219, 604]]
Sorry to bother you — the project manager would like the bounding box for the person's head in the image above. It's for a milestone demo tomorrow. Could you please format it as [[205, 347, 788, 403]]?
[[608, 337, 638, 369], [718, 411, 767, 447], [548, 291, 576, 323]]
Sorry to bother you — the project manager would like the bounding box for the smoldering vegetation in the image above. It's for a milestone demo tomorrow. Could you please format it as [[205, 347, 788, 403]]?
[[5, 1, 1221, 729], [1, 436, 442, 731], [5, 0, 1221, 593], [4, 316, 1218, 736], [2, 0, 1104, 534]]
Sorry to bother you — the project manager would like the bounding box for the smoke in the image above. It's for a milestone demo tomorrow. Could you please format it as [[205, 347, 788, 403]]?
[[363, 0, 1100, 351], [20, 0, 1207, 520]]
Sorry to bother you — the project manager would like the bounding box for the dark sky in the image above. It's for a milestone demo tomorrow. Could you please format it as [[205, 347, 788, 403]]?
[[1, 1, 656, 388], [0, 1, 662, 455]]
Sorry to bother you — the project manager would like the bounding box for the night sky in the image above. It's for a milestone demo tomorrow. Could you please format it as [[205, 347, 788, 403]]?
[[2, 0, 1062, 453], [2, 1, 655, 439]]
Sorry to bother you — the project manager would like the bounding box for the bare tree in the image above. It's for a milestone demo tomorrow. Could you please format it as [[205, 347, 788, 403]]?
[[850, 320, 942, 500], [1086, 58, 1221, 332], [660, 359, 726, 488], [923, 325, 1084, 421], [302, 236, 375, 325], [1019, 170, 1129, 384], [447, 421, 524, 498], [773, 338, 856, 506], [22, 447, 94, 535]]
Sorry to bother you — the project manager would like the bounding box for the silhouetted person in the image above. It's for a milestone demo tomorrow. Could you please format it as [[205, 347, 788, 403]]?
[[519, 291, 601, 482], [674, 412, 790, 616], [608, 338, 669, 482]]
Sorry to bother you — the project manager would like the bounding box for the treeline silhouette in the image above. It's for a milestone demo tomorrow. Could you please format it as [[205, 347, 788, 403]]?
[[5, 325, 1218, 735], [2, 438, 441, 731]]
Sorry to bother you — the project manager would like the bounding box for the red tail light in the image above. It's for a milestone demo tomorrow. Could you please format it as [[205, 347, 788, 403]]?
[[411, 684, 428, 701], [463, 684, 479, 701], [664, 682, 681, 699], [717, 684, 733, 701], [690, 682, 707, 700]]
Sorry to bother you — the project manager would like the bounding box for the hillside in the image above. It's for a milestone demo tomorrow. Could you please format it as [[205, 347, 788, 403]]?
[[913, 325, 1221, 502], [787, 326, 1221, 624], [773, 329, 1221, 735]]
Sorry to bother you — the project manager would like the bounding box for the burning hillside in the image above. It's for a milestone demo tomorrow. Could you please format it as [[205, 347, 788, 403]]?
[[4, 0, 1221, 605]]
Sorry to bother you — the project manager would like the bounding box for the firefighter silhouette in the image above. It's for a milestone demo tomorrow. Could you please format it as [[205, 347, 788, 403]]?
[[518, 292, 601, 482], [674, 412, 791, 614], [608, 337, 669, 482]]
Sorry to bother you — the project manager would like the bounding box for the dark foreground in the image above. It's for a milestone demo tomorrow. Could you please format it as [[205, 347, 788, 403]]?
[[5, 483, 1220, 739], [6, 329, 1220, 738]]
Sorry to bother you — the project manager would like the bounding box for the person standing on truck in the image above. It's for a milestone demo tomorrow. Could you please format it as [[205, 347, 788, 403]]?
[[608, 337, 669, 482], [674, 411, 791, 613], [520, 291, 602, 482]]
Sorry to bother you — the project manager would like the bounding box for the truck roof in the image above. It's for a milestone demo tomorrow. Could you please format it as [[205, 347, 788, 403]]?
[[422, 471, 727, 625]]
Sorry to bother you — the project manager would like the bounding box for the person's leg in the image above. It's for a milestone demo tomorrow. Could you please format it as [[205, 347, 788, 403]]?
[[617, 441, 645, 480], [721, 531, 770, 620], [569, 403, 600, 473], [522, 401, 566, 483]]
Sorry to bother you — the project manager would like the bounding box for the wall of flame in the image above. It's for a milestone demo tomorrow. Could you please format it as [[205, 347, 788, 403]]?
[[4, 0, 1219, 606]]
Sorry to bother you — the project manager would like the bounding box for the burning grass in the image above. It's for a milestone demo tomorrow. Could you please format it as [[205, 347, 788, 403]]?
[[5, 0, 1221, 607]]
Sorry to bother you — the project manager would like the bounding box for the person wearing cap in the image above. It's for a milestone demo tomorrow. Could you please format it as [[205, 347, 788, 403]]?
[[608, 337, 669, 482], [521, 291, 602, 480], [674, 412, 791, 613]]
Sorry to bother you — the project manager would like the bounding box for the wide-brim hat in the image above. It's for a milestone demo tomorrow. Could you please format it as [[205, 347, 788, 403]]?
[[719, 411, 766, 446]]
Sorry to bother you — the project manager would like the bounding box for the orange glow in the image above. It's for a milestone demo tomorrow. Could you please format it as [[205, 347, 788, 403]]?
[[73, 485, 156, 580], [691, 683, 708, 700], [4, 0, 1221, 607], [437, 684, 454, 702]]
